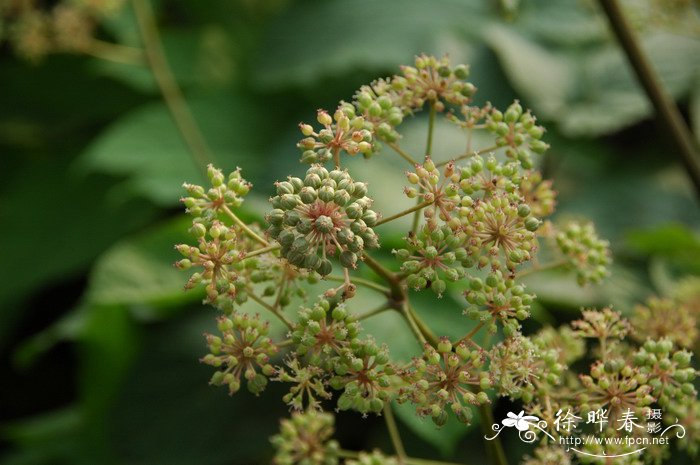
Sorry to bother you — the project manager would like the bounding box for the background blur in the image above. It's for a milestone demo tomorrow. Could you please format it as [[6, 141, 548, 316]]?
[[1, 0, 700, 464]]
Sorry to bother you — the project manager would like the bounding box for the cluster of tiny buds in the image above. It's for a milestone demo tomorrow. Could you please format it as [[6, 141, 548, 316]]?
[[632, 296, 698, 349], [169, 55, 700, 464], [298, 106, 373, 164], [2, 0, 124, 62], [271, 410, 340, 465], [201, 312, 277, 396], [464, 271, 535, 336], [399, 337, 491, 426], [182, 164, 251, 222], [484, 101, 549, 169], [555, 221, 611, 285], [267, 165, 379, 276], [175, 220, 242, 304]]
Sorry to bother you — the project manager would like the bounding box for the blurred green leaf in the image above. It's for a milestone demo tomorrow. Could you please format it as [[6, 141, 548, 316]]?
[[1, 408, 83, 465], [105, 309, 286, 465], [252, 0, 491, 90], [77, 304, 139, 458], [0, 158, 156, 349], [627, 223, 700, 273], [86, 216, 199, 309], [79, 92, 264, 205], [488, 22, 700, 136]]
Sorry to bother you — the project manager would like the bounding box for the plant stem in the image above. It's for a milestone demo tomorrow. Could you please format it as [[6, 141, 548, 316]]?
[[221, 205, 269, 246], [132, 0, 214, 176], [248, 291, 294, 329], [598, 0, 700, 198], [383, 403, 407, 462], [83, 39, 146, 65], [401, 301, 427, 345], [354, 302, 392, 321], [362, 253, 403, 300], [326, 275, 391, 296], [479, 403, 509, 465], [457, 321, 485, 346], [426, 102, 436, 157], [376, 199, 434, 226], [435, 145, 500, 168], [384, 140, 420, 165], [409, 102, 438, 234], [406, 304, 439, 347], [243, 243, 280, 259], [517, 259, 568, 278]]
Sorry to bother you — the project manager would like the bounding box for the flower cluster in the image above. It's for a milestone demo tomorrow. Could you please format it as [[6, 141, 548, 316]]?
[[271, 410, 340, 465], [1, 0, 124, 62], [201, 312, 277, 396], [489, 335, 563, 403], [634, 339, 697, 408], [399, 338, 491, 426], [182, 165, 252, 223], [172, 55, 699, 465], [464, 271, 535, 336], [632, 296, 698, 349], [555, 221, 611, 285], [404, 157, 461, 229], [484, 101, 549, 169], [290, 299, 361, 365], [460, 192, 540, 271], [577, 358, 654, 424], [393, 222, 467, 296], [398, 54, 476, 112], [175, 221, 242, 305], [298, 107, 373, 164], [267, 165, 379, 276], [571, 307, 630, 347]]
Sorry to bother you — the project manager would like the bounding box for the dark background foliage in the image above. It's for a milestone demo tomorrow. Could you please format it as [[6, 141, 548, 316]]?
[[1, 0, 699, 464]]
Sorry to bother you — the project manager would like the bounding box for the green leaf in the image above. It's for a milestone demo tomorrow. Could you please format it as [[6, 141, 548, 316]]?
[[78, 92, 264, 205], [252, 0, 491, 90], [488, 22, 700, 135], [626, 223, 700, 273], [105, 309, 288, 465], [86, 216, 199, 310], [77, 304, 139, 454], [485, 25, 577, 119], [1, 408, 84, 465]]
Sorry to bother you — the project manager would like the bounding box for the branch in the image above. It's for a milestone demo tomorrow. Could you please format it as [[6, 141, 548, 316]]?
[[598, 0, 700, 198], [325, 275, 391, 297], [383, 139, 420, 165], [221, 205, 269, 246], [383, 404, 407, 462], [132, 0, 214, 175], [376, 199, 434, 226], [248, 291, 294, 330]]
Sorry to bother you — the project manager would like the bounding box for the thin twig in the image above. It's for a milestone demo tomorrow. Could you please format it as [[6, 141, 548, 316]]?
[[384, 140, 420, 165], [248, 291, 294, 329], [354, 302, 392, 321], [243, 243, 280, 259], [383, 403, 407, 462], [598, 0, 700, 198], [132, 0, 214, 175], [83, 39, 146, 65], [376, 199, 434, 226], [325, 275, 391, 296], [221, 205, 269, 246]]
